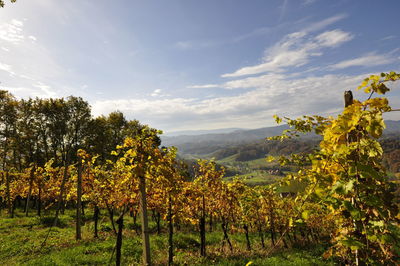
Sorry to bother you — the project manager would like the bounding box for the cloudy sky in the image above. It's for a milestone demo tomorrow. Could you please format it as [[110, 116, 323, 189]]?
[[0, 0, 399, 133]]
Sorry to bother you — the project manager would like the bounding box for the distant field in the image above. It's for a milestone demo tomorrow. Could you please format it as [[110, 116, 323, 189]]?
[[218, 157, 288, 186]]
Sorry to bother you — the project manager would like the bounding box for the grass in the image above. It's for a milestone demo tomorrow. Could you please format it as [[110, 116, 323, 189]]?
[[223, 171, 281, 186], [0, 208, 336, 265], [220, 157, 287, 186]]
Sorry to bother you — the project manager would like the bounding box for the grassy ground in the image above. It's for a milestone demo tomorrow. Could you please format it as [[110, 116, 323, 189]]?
[[0, 208, 336, 265], [223, 171, 282, 186], [220, 158, 288, 186]]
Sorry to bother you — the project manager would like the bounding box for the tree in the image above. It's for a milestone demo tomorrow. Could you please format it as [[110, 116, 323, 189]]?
[[148, 146, 185, 265], [116, 126, 162, 266], [0, 91, 18, 216]]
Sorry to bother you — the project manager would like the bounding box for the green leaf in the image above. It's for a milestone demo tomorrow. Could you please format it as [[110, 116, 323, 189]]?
[[341, 238, 364, 250], [301, 210, 310, 220], [357, 163, 381, 180], [370, 220, 384, 227], [343, 179, 355, 194], [367, 234, 378, 242]]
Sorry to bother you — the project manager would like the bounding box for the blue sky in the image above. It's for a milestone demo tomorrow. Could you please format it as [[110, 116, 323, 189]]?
[[0, 0, 399, 133]]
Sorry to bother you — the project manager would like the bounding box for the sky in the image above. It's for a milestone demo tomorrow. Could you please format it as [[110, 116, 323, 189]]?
[[0, 0, 399, 133]]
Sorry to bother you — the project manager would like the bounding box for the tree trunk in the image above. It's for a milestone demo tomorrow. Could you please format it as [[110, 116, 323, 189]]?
[[287, 229, 294, 245], [199, 195, 206, 257], [244, 224, 251, 251], [209, 214, 213, 232], [76, 162, 82, 240], [116, 215, 124, 266], [269, 200, 276, 246], [292, 230, 298, 243], [16, 196, 22, 208], [221, 220, 233, 252], [53, 165, 70, 226], [168, 196, 173, 266], [156, 211, 161, 235], [132, 210, 139, 235], [258, 222, 265, 248], [81, 201, 85, 216], [5, 171, 12, 217], [25, 166, 35, 217], [11, 198, 16, 218], [37, 182, 41, 217], [61, 200, 65, 215], [94, 205, 99, 238], [139, 175, 151, 266], [280, 230, 289, 248], [107, 205, 117, 235]]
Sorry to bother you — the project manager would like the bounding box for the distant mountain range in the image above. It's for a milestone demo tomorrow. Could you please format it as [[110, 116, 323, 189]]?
[[164, 128, 244, 137], [161, 124, 289, 146], [161, 120, 400, 158]]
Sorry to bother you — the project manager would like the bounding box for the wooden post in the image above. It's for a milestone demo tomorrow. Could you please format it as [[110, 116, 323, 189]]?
[[139, 175, 151, 265], [76, 162, 82, 240], [168, 195, 173, 266], [344, 90, 353, 107], [116, 215, 124, 266], [344, 90, 359, 266]]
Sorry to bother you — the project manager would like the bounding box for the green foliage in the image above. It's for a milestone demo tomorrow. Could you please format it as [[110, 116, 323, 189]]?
[[269, 71, 400, 264]]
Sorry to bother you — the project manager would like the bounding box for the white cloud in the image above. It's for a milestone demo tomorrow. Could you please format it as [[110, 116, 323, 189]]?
[[149, 88, 170, 97], [303, 14, 347, 33], [380, 35, 396, 41], [223, 73, 284, 89], [222, 29, 353, 78], [303, 0, 317, 5], [330, 53, 395, 69], [7, 84, 57, 99], [187, 84, 219, 89], [91, 73, 372, 132], [315, 29, 353, 47], [0, 18, 67, 99], [0, 19, 25, 44], [151, 89, 162, 97], [0, 62, 15, 75], [11, 19, 23, 27], [92, 98, 195, 117], [32, 82, 57, 98]]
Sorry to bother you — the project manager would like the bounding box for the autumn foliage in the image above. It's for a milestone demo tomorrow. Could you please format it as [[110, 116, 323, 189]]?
[[1, 72, 399, 265]]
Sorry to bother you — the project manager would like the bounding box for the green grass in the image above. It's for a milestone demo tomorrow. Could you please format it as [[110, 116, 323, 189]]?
[[224, 171, 281, 186], [0, 208, 336, 265], [220, 157, 287, 186]]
